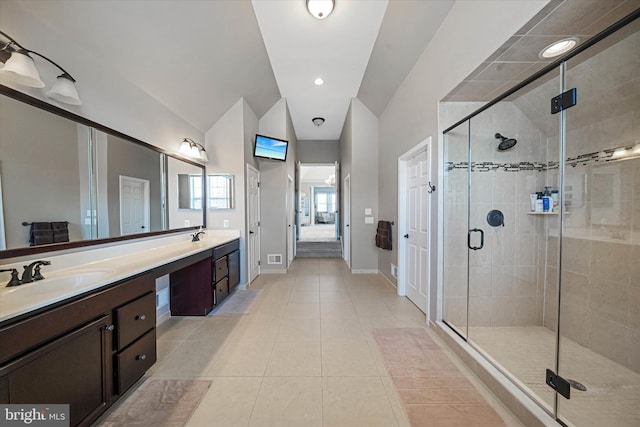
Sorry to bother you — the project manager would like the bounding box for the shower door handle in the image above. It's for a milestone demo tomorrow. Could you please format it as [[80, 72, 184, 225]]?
[[467, 228, 484, 250]]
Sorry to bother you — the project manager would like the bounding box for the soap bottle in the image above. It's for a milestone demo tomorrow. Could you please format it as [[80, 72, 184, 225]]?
[[551, 189, 559, 211], [542, 187, 552, 212], [535, 192, 544, 212]]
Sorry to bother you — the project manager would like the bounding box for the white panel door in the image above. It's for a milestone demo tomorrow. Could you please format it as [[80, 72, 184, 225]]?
[[343, 174, 351, 268], [405, 150, 429, 312], [247, 165, 261, 283], [120, 176, 149, 235]]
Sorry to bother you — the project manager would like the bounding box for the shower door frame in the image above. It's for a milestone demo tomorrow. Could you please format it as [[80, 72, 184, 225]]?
[[440, 9, 640, 425]]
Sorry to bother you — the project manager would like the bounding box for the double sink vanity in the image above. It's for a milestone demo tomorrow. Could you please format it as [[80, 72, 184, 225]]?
[[0, 231, 240, 426]]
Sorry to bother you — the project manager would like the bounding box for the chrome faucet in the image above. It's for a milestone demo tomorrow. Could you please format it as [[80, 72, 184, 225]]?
[[21, 260, 51, 284]]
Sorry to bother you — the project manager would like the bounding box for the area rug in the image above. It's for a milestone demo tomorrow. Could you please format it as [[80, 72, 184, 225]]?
[[209, 289, 264, 315], [99, 379, 211, 427], [372, 328, 506, 427]]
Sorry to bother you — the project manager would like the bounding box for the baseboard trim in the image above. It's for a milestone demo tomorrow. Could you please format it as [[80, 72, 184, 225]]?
[[156, 310, 171, 326], [379, 272, 397, 288], [351, 269, 379, 274], [261, 269, 287, 274]]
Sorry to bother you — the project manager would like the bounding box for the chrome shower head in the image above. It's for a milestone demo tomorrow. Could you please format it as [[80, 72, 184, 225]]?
[[495, 133, 517, 151]]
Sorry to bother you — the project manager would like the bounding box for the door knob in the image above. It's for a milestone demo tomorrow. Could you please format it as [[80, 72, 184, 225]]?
[[404, 234, 409, 239], [249, 230, 254, 234]]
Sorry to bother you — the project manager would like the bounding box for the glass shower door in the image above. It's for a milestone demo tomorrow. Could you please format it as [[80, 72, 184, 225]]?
[[442, 120, 470, 339], [464, 72, 562, 414], [557, 17, 640, 427]]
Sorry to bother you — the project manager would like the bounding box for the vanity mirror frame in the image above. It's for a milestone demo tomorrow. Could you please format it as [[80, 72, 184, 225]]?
[[0, 84, 206, 259]]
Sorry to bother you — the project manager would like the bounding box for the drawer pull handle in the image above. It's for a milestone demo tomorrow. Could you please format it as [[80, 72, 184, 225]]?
[[105, 325, 115, 331], [136, 314, 146, 321], [137, 354, 146, 361]]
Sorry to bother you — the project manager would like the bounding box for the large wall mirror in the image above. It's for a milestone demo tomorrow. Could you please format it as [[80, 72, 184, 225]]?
[[0, 85, 206, 258]]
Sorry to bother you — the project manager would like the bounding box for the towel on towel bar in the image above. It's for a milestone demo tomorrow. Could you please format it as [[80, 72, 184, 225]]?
[[29, 222, 54, 246], [375, 220, 393, 250], [51, 221, 70, 243]]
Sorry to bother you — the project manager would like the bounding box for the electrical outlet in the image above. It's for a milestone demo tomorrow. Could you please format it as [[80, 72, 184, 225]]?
[[223, 220, 229, 228]]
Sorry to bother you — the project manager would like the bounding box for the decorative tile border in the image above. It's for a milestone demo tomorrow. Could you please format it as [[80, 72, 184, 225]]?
[[445, 161, 552, 172], [445, 145, 639, 172]]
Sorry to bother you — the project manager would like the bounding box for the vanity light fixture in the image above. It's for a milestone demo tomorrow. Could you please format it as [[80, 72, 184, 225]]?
[[539, 37, 580, 59], [0, 30, 82, 105], [307, 0, 334, 19], [179, 138, 209, 162]]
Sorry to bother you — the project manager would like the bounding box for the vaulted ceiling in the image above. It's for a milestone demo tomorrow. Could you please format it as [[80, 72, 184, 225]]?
[[5, 0, 455, 140], [6, 1, 635, 141]]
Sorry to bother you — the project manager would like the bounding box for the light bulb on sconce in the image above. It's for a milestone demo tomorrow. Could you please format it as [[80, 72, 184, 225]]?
[[0, 30, 82, 105], [179, 138, 208, 162]]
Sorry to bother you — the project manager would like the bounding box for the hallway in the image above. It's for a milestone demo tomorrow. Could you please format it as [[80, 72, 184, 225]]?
[[101, 259, 520, 426]]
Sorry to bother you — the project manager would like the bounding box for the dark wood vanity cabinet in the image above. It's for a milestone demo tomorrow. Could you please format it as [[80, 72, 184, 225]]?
[[113, 291, 156, 394], [0, 273, 156, 427], [170, 257, 213, 315], [169, 239, 240, 314], [213, 239, 240, 306]]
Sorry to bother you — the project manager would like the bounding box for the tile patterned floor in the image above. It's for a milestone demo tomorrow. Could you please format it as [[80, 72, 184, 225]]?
[[99, 258, 521, 427], [469, 326, 640, 427]]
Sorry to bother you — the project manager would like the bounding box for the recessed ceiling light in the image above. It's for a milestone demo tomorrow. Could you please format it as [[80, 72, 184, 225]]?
[[539, 37, 580, 59], [307, 0, 334, 20], [314, 77, 324, 85]]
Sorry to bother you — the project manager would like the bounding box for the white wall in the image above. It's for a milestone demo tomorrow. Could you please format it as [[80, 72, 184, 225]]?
[[0, 1, 203, 154], [205, 97, 259, 286], [297, 140, 340, 163], [258, 99, 298, 272], [340, 98, 379, 272], [378, 0, 549, 319]]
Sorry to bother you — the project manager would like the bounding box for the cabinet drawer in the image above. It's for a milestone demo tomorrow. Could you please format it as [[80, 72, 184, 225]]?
[[228, 250, 240, 291], [214, 278, 229, 306], [115, 292, 155, 350], [213, 239, 240, 259], [116, 329, 156, 394], [214, 256, 228, 283]]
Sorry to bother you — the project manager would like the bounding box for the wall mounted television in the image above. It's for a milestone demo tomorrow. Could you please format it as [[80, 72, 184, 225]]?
[[254, 134, 288, 161]]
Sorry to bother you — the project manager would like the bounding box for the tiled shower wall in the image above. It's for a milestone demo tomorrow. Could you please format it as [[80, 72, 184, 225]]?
[[442, 101, 554, 328], [442, 26, 640, 373]]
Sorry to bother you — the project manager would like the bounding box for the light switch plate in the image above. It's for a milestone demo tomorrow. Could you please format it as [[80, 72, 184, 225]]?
[[365, 216, 374, 224], [365, 208, 372, 215]]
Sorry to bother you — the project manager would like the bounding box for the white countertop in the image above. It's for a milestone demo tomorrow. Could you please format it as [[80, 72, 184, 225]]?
[[0, 231, 239, 323]]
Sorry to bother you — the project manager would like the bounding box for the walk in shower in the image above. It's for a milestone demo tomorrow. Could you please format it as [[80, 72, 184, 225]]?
[[442, 13, 639, 427]]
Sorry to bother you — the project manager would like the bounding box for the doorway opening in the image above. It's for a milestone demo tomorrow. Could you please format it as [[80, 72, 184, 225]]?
[[297, 164, 338, 242], [296, 163, 341, 259]]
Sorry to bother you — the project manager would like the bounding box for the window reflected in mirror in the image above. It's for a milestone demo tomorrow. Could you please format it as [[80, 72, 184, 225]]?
[[170, 156, 204, 229], [208, 174, 234, 209]]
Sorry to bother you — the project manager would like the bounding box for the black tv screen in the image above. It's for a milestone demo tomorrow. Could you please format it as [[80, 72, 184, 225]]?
[[254, 134, 288, 161]]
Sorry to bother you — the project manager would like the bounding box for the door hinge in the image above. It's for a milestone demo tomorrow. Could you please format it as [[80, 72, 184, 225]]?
[[258, 221, 261, 226], [551, 88, 577, 114], [546, 369, 571, 399], [258, 260, 261, 266], [257, 182, 260, 188]]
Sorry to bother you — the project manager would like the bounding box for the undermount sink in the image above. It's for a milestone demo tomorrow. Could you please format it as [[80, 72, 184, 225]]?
[[1, 268, 117, 301]]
